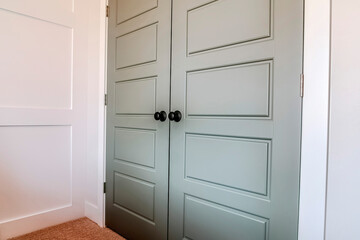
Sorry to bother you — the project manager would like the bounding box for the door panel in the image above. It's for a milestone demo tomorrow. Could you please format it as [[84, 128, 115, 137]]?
[[115, 23, 158, 69], [187, 0, 271, 54], [115, 78, 156, 115], [185, 134, 270, 196], [169, 1, 303, 240], [116, 0, 158, 24], [106, 0, 171, 239], [114, 173, 155, 221], [184, 195, 268, 240], [186, 61, 272, 117], [114, 128, 156, 168]]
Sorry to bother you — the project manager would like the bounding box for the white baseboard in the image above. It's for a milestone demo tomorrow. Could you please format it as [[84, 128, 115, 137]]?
[[85, 201, 102, 227], [0, 205, 83, 240]]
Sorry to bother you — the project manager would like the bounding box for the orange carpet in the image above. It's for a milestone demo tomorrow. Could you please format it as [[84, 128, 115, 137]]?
[[9, 218, 126, 240]]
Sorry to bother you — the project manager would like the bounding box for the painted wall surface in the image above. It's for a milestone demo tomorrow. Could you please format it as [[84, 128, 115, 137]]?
[[0, 0, 87, 238], [0, 0, 106, 238], [326, 0, 360, 239]]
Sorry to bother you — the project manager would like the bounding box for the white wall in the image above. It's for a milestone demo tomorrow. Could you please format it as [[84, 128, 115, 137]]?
[[0, 0, 89, 238], [0, 0, 107, 238], [325, 0, 360, 239]]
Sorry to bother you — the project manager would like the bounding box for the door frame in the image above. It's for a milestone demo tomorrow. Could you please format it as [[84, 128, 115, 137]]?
[[298, 0, 330, 239], [94, 0, 331, 239]]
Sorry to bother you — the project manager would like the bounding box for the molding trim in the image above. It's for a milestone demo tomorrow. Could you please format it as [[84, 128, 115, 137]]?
[[298, 0, 330, 239]]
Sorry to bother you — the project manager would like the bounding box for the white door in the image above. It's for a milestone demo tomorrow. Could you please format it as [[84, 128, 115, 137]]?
[[0, 1, 89, 239]]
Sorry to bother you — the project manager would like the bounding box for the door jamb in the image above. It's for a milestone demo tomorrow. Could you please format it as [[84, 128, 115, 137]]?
[[298, 0, 330, 239], [100, 0, 109, 228]]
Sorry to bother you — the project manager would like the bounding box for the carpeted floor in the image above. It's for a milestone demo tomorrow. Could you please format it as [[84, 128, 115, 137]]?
[[9, 218, 126, 240]]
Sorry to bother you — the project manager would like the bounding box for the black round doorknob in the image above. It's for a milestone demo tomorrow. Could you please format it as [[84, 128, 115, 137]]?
[[154, 111, 167, 122], [168, 110, 182, 122]]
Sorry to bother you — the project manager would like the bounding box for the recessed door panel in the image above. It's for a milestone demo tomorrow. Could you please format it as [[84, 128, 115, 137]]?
[[115, 78, 156, 115], [109, 204, 156, 240], [115, 24, 157, 69], [114, 128, 155, 168], [114, 173, 155, 220], [187, 0, 271, 54], [187, 61, 272, 117], [184, 195, 269, 240], [185, 134, 270, 196], [116, 0, 158, 24]]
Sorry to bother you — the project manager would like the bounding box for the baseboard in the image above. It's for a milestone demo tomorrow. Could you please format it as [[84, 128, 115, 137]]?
[[85, 201, 102, 227]]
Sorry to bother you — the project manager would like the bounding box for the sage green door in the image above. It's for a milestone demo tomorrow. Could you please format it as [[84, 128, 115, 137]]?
[[106, 0, 303, 239], [105, 0, 171, 239], [168, 0, 303, 239]]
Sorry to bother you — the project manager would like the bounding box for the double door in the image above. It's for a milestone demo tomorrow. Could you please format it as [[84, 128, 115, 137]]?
[[106, 0, 303, 239]]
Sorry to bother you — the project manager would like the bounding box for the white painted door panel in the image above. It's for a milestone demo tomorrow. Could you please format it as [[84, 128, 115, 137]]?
[[0, 1, 89, 239]]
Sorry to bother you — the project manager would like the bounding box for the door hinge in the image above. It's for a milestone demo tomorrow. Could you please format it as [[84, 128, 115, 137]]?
[[106, 5, 109, 17], [300, 73, 304, 98], [103, 182, 106, 194], [104, 94, 108, 106]]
